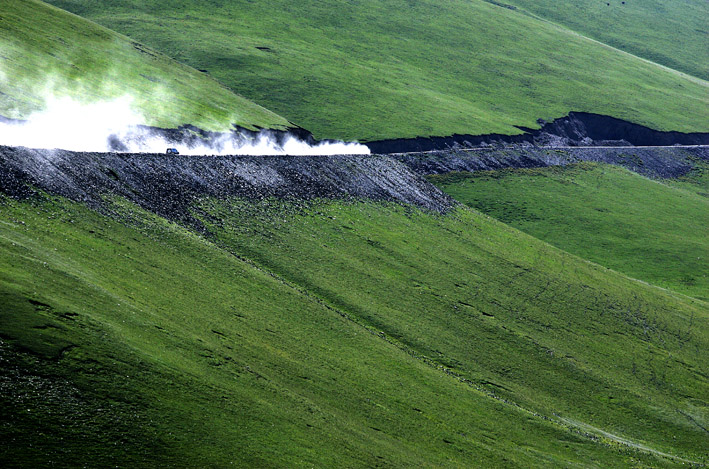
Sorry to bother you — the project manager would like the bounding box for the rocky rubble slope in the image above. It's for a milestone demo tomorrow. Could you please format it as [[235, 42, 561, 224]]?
[[395, 145, 709, 179], [0, 146, 454, 227]]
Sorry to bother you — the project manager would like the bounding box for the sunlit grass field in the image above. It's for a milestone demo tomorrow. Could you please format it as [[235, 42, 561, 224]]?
[[432, 163, 709, 300], [495, 0, 709, 81], [46, 0, 709, 140]]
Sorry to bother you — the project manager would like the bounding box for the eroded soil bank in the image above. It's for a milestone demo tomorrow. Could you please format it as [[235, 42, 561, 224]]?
[[366, 112, 709, 153]]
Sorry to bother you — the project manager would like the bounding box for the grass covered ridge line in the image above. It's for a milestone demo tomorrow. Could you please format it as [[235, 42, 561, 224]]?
[[488, 0, 709, 81]]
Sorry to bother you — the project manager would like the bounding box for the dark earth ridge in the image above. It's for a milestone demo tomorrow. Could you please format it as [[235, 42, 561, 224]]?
[[365, 112, 709, 153], [105, 112, 709, 154]]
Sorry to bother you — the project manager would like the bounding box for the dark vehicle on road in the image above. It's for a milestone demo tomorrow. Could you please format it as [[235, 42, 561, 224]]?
[[166, 148, 179, 155]]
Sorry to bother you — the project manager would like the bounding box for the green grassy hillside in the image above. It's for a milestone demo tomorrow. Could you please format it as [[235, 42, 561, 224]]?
[[666, 159, 709, 197], [0, 0, 289, 131], [494, 0, 709, 81], [3, 184, 706, 465], [431, 163, 709, 300], [197, 195, 709, 463], [46, 0, 709, 140]]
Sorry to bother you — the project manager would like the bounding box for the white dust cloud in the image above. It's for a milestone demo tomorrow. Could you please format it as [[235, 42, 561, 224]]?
[[0, 96, 141, 152], [0, 94, 370, 155]]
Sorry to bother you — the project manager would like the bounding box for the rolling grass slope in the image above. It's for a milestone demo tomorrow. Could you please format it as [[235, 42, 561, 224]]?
[[0, 0, 290, 131], [3, 193, 694, 467], [491, 0, 709, 81], [46, 0, 709, 140], [1, 148, 707, 466], [0, 145, 707, 465], [666, 159, 709, 197], [431, 163, 709, 300], [196, 196, 709, 464]]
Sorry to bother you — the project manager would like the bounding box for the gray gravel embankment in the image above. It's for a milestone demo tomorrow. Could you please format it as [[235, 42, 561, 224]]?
[[0, 146, 455, 227], [1, 144, 706, 232], [393, 145, 709, 178]]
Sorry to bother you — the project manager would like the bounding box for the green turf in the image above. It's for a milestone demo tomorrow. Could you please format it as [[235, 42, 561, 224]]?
[[491, 0, 709, 81], [665, 159, 709, 198], [430, 163, 709, 301], [45, 0, 709, 140], [1, 192, 707, 466], [195, 195, 709, 463], [0, 0, 290, 131]]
